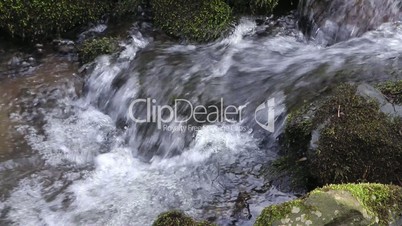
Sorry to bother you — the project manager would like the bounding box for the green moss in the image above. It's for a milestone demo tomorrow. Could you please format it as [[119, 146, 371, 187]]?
[[377, 80, 402, 105], [318, 183, 402, 225], [281, 84, 402, 188], [255, 183, 402, 226], [78, 37, 119, 64], [0, 0, 110, 41], [226, 0, 279, 14], [152, 211, 214, 226], [112, 0, 141, 18], [311, 85, 402, 185], [254, 199, 308, 226], [151, 0, 233, 42]]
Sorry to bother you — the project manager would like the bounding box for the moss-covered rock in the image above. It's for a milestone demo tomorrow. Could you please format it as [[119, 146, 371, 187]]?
[[255, 183, 402, 226], [112, 0, 141, 18], [378, 80, 402, 105], [152, 210, 214, 226], [0, 0, 111, 41], [150, 0, 232, 42], [280, 84, 402, 188], [78, 37, 119, 64], [226, 0, 279, 14]]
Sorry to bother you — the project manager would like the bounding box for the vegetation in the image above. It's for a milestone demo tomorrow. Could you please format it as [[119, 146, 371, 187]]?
[[78, 37, 119, 64], [255, 183, 402, 226], [0, 0, 110, 41], [378, 80, 402, 105], [150, 0, 233, 42], [226, 0, 279, 14], [280, 84, 402, 188], [152, 211, 214, 226], [0, 0, 295, 42]]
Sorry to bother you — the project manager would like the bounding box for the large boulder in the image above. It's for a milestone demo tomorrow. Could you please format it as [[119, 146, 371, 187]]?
[[298, 0, 402, 45], [280, 84, 402, 188], [255, 183, 402, 226]]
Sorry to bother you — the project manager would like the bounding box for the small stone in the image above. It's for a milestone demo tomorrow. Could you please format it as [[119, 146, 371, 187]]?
[[305, 220, 313, 225]]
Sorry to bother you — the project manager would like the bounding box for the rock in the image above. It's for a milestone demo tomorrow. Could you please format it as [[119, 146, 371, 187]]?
[[298, 0, 402, 45], [226, 0, 279, 15], [53, 39, 76, 54], [7, 56, 22, 67], [0, 1, 111, 41], [377, 80, 402, 105], [152, 210, 214, 226], [78, 37, 119, 64], [279, 84, 402, 188], [255, 183, 402, 226], [357, 83, 402, 117], [150, 0, 232, 42]]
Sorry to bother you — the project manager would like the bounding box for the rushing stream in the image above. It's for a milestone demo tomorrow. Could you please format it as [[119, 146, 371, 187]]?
[[2, 13, 402, 226]]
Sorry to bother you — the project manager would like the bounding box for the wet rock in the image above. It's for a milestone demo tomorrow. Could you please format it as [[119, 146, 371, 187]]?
[[279, 84, 402, 188], [77, 24, 108, 43], [357, 83, 402, 117], [7, 56, 22, 67], [152, 210, 213, 226], [255, 183, 402, 226], [298, 0, 402, 45], [53, 39, 76, 54]]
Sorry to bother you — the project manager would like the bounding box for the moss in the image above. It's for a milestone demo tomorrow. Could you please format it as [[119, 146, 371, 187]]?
[[78, 37, 119, 64], [320, 183, 402, 225], [377, 80, 402, 105], [254, 199, 308, 226], [152, 211, 214, 226], [112, 0, 141, 18], [226, 0, 279, 14], [281, 84, 402, 188], [150, 0, 233, 42], [0, 0, 110, 41], [255, 183, 402, 226]]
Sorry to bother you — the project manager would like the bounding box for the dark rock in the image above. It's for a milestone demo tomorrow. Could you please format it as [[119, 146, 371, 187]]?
[[53, 39, 76, 54], [298, 0, 402, 45]]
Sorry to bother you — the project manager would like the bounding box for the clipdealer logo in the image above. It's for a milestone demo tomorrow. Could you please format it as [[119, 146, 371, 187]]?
[[128, 98, 275, 132]]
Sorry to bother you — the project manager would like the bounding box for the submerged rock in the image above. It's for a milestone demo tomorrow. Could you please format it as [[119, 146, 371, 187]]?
[[255, 183, 402, 226], [279, 84, 402, 188], [298, 0, 402, 45]]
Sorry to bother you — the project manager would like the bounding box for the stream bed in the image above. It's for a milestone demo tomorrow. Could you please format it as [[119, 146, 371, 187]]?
[[1, 15, 402, 226]]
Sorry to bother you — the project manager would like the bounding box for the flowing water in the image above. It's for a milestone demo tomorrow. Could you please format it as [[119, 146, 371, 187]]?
[[1, 14, 402, 226]]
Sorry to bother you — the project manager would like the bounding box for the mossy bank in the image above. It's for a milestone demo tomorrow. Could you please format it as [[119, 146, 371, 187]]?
[[0, 0, 141, 41], [255, 183, 402, 226]]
